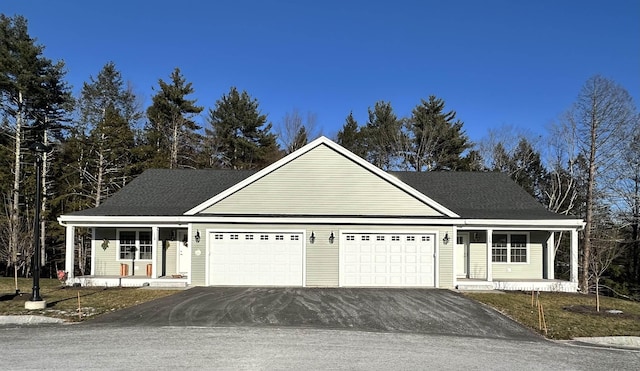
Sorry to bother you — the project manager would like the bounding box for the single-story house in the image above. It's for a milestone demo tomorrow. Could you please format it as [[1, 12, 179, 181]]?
[[58, 136, 584, 291]]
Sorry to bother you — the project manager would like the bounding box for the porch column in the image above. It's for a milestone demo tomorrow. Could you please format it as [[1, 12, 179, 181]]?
[[546, 232, 555, 280], [152, 226, 159, 278], [486, 229, 493, 281], [570, 229, 578, 283], [64, 225, 75, 280], [90, 228, 96, 275]]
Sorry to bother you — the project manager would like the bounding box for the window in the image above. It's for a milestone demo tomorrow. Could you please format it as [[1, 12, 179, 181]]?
[[276, 235, 284, 241], [406, 236, 415, 241], [510, 234, 528, 263], [260, 235, 269, 240], [119, 231, 136, 260], [346, 235, 355, 241], [391, 236, 400, 241], [492, 233, 528, 263], [361, 236, 370, 241], [230, 234, 239, 240], [376, 236, 385, 241], [290, 235, 299, 241], [214, 234, 223, 240], [245, 234, 253, 240], [422, 236, 431, 242], [492, 234, 508, 263], [138, 231, 153, 260], [118, 230, 153, 261]]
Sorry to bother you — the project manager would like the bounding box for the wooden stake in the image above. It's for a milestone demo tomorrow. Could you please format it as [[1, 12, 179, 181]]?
[[538, 302, 542, 330], [531, 290, 534, 307], [540, 303, 548, 335], [77, 291, 82, 321]]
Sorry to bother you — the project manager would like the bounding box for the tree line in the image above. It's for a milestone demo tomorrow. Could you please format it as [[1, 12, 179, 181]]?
[[1, 14, 639, 299]]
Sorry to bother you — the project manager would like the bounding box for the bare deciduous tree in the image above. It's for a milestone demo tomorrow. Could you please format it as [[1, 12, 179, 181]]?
[[562, 75, 636, 292], [278, 109, 320, 154]]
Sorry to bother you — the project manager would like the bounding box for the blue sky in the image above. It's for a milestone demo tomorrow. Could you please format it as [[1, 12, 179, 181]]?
[[3, 0, 639, 144]]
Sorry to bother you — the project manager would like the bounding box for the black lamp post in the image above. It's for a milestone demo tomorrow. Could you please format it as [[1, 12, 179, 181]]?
[[27, 140, 50, 306]]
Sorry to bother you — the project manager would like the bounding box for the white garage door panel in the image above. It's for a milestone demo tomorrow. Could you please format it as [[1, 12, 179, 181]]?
[[341, 233, 435, 287], [209, 232, 303, 286]]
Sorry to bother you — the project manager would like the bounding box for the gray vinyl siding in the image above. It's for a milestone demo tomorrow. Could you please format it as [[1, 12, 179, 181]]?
[[190, 222, 446, 288], [190, 230, 207, 285], [437, 226, 454, 289], [468, 242, 487, 279], [203, 144, 442, 217], [93, 228, 119, 275]]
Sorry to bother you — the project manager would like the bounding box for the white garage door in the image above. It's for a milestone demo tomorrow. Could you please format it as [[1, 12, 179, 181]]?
[[209, 232, 304, 286], [341, 233, 435, 287]]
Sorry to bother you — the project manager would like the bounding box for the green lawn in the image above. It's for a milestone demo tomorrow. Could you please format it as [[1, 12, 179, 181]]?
[[465, 291, 640, 340], [0, 278, 178, 321]]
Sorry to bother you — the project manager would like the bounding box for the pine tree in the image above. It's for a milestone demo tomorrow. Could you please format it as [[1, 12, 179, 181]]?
[[362, 101, 403, 170], [144, 68, 203, 169], [205, 87, 280, 169], [336, 112, 366, 158], [407, 96, 473, 171], [77, 62, 140, 206], [0, 15, 72, 282]]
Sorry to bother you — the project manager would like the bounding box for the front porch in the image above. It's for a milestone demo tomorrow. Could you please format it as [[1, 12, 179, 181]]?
[[68, 275, 189, 288], [453, 228, 580, 292]]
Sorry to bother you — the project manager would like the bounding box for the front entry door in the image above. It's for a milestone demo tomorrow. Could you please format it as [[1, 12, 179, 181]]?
[[456, 233, 469, 278], [177, 230, 190, 276]]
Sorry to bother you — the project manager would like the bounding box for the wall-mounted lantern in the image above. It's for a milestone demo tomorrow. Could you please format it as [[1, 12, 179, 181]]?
[[195, 230, 201, 243], [329, 232, 335, 244], [309, 231, 315, 244], [101, 239, 109, 251], [442, 233, 450, 245]]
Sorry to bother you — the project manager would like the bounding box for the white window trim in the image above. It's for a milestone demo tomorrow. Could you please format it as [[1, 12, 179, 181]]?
[[116, 228, 154, 262], [491, 232, 530, 264]]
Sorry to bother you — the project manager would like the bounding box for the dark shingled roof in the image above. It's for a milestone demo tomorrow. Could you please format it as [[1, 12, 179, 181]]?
[[71, 169, 255, 216], [70, 169, 573, 220], [390, 171, 571, 220]]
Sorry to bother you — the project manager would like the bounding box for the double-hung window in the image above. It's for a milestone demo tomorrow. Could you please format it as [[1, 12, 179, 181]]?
[[491, 233, 528, 263], [118, 230, 153, 261]]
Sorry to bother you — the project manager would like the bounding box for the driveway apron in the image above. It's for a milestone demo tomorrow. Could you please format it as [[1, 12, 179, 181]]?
[[83, 287, 539, 340]]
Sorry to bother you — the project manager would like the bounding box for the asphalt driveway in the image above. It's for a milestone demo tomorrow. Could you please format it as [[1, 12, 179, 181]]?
[[83, 287, 538, 340]]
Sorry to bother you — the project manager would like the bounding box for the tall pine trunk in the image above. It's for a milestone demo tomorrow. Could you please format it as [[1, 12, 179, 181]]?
[[10, 92, 23, 291]]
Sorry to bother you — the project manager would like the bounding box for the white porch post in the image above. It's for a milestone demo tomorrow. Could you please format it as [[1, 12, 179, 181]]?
[[152, 226, 159, 278], [90, 228, 96, 275], [486, 229, 493, 281], [570, 229, 578, 283], [64, 225, 75, 280], [546, 232, 555, 280]]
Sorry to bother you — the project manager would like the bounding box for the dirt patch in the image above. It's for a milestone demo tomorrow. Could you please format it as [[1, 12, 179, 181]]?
[[563, 305, 640, 320]]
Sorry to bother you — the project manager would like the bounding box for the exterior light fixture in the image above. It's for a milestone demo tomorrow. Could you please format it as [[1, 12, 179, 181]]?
[[329, 232, 335, 244], [195, 230, 201, 243], [443, 233, 450, 245], [310, 232, 315, 244]]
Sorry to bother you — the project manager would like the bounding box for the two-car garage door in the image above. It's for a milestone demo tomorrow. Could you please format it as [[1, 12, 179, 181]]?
[[208, 231, 436, 287]]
